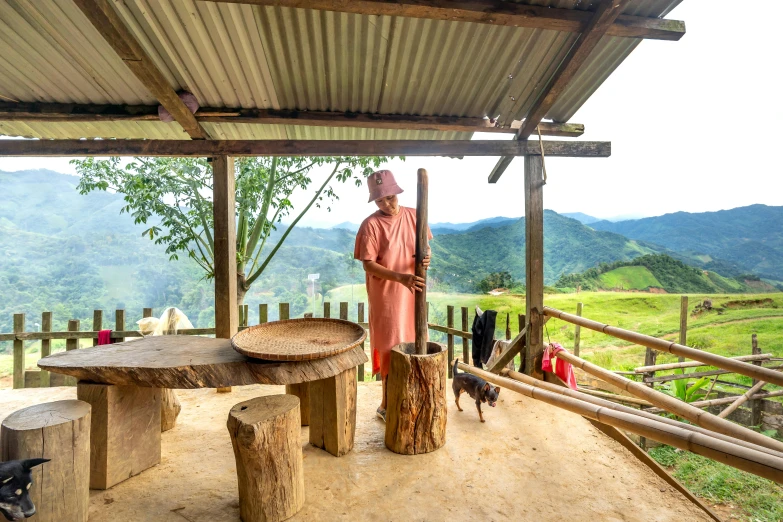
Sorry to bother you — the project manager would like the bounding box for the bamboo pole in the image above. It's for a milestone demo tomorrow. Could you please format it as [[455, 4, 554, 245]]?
[[646, 390, 783, 413], [456, 363, 783, 483], [544, 307, 783, 388], [461, 307, 469, 364], [493, 366, 783, 461], [358, 303, 365, 381], [551, 348, 783, 453], [447, 305, 454, 377], [718, 379, 771, 419], [576, 387, 653, 407], [414, 168, 428, 355], [635, 353, 772, 373], [644, 364, 783, 384]]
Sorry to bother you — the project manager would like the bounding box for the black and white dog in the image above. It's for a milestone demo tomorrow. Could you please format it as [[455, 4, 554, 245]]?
[[0, 459, 49, 521]]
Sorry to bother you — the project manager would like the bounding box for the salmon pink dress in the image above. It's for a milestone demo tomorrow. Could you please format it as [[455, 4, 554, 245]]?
[[354, 207, 432, 377]]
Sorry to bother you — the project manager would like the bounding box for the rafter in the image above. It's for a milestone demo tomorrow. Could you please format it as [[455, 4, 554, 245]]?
[[72, 0, 210, 140], [488, 0, 630, 183], [0, 102, 584, 136], [201, 0, 685, 41], [0, 139, 610, 158]]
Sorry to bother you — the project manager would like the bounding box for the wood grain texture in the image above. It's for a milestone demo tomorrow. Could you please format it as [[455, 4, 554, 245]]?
[[13, 313, 24, 389], [1, 400, 91, 522], [76, 382, 161, 490], [206, 0, 684, 41], [309, 367, 357, 457], [524, 154, 544, 376], [227, 395, 304, 522], [415, 169, 429, 355], [213, 156, 238, 340], [0, 139, 611, 158], [40, 312, 52, 387], [160, 389, 182, 432], [284, 382, 310, 426], [385, 342, 447, 455], [38, 336, 368, 388]]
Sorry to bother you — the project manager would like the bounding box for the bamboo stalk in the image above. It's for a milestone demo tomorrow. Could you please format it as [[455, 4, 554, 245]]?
[[414, 168, 428, 355], [551, 349, 783, 454], [644, 364, 783, 384], [646, 390, 783, 413], [494, 366, 783, 461], [636, 353, 772, 373], [576, 387, 653, 406], [456, 363, 783, 483], [544, 307, 783, 388], [718, 379, 770, 419]]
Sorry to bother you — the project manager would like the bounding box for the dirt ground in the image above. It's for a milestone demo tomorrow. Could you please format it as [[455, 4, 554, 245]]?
[[0, 382, 714, 522]]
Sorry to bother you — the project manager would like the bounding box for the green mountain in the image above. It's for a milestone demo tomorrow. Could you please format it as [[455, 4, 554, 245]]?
[[555, 254, 777, 294], [589, 205, 783, 281]]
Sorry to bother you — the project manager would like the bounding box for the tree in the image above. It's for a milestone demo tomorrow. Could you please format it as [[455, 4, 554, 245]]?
[[73, 156, 390, 305]]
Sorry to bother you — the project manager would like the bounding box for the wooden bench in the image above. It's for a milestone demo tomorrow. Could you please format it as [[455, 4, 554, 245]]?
[[39, 336, 367, 488]]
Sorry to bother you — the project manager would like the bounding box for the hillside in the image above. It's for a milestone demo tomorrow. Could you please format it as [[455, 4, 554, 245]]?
[[590, 205, 783, 281], [555, 254, 778, 294]]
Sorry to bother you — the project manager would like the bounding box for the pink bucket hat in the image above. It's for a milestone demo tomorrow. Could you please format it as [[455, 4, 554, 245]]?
[[367, 169, 404, 203]]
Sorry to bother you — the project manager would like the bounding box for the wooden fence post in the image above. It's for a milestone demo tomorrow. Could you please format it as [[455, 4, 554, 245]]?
[[462, 307, 469, 363], [143, 308, 153, 319], [574, 302, 583, 357], [13, 313, 25, 389], [358, 303, 366, 381], [240, 304, 249, 327], [339, 302, 348, 322], [40, 312, 52, 387], [523, 154, 544, 376], [751, 334, 762, 427], [115, 310, 125, 343], [447, 305, 454, 377], [65, 320, 80, 386], [678, 295, 688, 362], [280, 302, 290, 321], [644, 348, 657, 388], [93, 310, 103, 347], [259, 304, 268, 324], [323, 302, 330, 319]]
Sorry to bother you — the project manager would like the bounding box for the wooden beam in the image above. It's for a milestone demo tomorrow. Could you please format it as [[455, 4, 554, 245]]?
[[489, 0, 630, 183], [213, 156, 238, 340], [523, 154, 544, 376], [0, 102, 584, 137], [0, 139, 610, 157], [205, 0, 685, 41], [72, 0, 209, 140]]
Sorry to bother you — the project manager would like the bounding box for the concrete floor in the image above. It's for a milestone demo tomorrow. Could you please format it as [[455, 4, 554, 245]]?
[[1, 382, 713, 521]]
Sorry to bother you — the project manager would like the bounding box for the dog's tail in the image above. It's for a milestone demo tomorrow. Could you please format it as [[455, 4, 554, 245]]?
[[452, 357, 460, 376]]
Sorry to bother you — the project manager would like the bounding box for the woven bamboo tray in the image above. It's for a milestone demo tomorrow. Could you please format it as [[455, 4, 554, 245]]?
[[231, 318, 367, 361]]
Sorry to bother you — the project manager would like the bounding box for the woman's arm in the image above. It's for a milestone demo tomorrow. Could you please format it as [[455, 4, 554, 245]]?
[[362, 258, 429, 293]]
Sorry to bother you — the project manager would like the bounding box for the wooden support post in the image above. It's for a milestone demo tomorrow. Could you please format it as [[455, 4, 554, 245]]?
[[280, 302, 290, 321], [323, 301, 330, 319], [751, 334, 762, 426], [309, 367, 357, 456], [574, 302, 583, 357], [414, 169, 429, 355], [92, 310, 103, 347], [339, 302, 348, 322], [644, 347, 658, 388], [524, 155, 544, 377], [227, 396, 305, 522], [1, 400, 91, 522], [259, 304, 268, 324], [114, 310, 125, 343], [461, 307, 469, 364], [447, 305, 454, 377], [64, 320, 80, 387], [40, 312, 52, 387], [678, 295, 688, 362], [214, 155, 237, 394], [142, 307, 153, 319], [358, 303, 366, 381], [284, 382, 310, 426], [13, 313, 25, 389], [77, 382, 162, 489], [241, 304, 249, 327]]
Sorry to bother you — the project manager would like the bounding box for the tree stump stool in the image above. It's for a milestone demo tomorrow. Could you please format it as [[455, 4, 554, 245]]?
[[76, 382, 161, 489], [227, 395, 305, 522], [1, 400, 90, 522], [385, 342, 447, 455], [161, 389, 182, 432], [309, 367, 357, 456], [285, 383, 310, 426]]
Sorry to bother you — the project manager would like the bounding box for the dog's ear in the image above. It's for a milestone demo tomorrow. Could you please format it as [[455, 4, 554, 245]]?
[[494, 387, 501, 395], [21, 458, 50, 471], [483, 383, 490, 392]]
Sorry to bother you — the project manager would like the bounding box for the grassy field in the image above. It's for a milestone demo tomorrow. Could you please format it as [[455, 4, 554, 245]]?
[[598, 266, 662, 290]]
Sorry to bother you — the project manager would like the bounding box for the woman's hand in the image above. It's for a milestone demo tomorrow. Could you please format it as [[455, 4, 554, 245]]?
[[398, 273, 426, 293], [422, 253, 431, 270]]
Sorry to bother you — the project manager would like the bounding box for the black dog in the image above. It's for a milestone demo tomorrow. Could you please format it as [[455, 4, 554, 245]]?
[[452, 359, 500, 422], [0, 459, 49, 521]]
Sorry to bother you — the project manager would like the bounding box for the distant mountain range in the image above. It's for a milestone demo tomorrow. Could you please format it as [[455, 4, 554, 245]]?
[[332, 216, 520, 235]]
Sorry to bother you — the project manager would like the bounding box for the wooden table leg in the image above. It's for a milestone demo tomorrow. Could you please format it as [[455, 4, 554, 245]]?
[[309, 367, 357, 457], [285, 382, 310, 426], [76, 382, 161, 489]]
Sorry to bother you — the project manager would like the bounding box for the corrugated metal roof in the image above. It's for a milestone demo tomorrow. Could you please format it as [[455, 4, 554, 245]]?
[[0, 0, 682, 140], [0, 120, 189, 140]]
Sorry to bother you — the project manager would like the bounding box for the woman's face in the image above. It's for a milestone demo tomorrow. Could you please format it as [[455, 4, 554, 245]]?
[[375, 194, 400, 216]]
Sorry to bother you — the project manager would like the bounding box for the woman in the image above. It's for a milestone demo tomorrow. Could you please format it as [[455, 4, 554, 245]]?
[[353, 169, 431, 421]]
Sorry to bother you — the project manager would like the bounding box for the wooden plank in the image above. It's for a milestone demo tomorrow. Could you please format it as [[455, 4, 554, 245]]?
[[0, 139, 611, 158], [488, 0, 629, 182], [427, 323, 471, 338], [40, 312, 52, 388], [524, 154, 544, 376], [447, 305, 454, 377], [213, 156, 238, 339], [205, 0, 685, 41], [92, 309, 103, 347], [115, 310, 125, 343], [358, 303, 366, 381], [13, 313, 25, 389], [0, 102, 585, 137], [309, 367, 357, 456], [461, 307, 469, 364], [71, 0, 209, 139], [487, 325, 527, 374]]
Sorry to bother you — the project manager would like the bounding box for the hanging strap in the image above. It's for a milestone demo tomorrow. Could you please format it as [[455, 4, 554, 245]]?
[[537, 125, 548, 185]]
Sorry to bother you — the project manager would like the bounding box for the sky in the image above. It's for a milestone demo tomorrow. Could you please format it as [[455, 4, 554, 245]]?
[[1, 1, 781, 228]]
